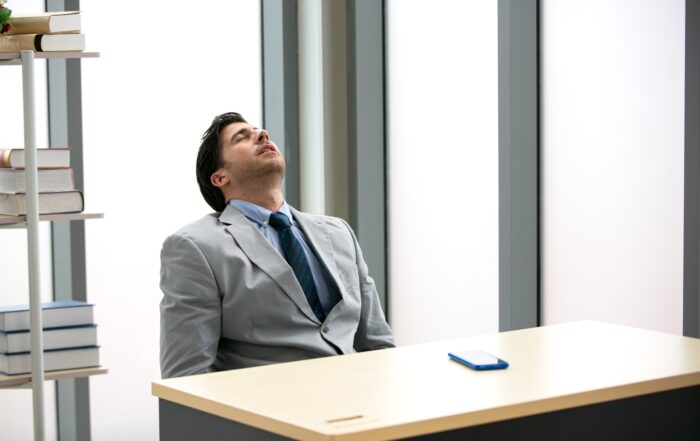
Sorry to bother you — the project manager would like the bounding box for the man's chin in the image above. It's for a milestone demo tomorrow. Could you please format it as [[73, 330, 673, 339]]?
[[255, 160, 285, 178]]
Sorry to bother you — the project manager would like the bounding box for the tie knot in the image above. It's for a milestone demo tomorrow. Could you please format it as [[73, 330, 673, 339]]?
[[269, 212, 292, 231]]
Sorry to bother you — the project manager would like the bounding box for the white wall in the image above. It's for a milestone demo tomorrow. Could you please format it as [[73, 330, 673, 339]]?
[[541, 0, 685, 334], [78, 1, 262, 440], [386, 0, 499, 345]]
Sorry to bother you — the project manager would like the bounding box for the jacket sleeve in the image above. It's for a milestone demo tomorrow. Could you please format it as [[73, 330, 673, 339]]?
[[159, 232, 222, 379], [340, 220, 396, 351]]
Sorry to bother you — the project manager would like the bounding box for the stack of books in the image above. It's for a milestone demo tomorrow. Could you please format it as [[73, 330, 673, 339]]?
[[0, 300, 99, 375], [0, 10, 85, 53], [0, 147, 84, 216]]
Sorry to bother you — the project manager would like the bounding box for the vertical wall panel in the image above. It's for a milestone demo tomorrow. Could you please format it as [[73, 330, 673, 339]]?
[[262, 0, 300, 207], [386, 0, 499, 345], [684, 0, 700, 338], [498, 0, 540, 332], [347, 0, 388, 311], [541, 0, 685, 334]]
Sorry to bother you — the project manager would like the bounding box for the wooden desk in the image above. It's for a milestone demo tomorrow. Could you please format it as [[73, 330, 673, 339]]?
[[152, 321, 700, 440]]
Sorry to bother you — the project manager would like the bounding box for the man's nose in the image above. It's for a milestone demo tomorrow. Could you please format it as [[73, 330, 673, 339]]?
[[257, 129, 270, 142]]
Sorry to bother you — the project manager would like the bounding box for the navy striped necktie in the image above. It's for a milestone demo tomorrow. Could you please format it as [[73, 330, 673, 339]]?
[[268, 212, 326, 322]]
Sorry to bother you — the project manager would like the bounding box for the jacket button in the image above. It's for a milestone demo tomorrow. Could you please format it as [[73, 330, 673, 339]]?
[[322, 325, 329, 333]]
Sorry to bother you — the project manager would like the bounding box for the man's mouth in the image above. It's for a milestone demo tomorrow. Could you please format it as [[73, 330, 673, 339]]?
[[257, 144, 277, 156]]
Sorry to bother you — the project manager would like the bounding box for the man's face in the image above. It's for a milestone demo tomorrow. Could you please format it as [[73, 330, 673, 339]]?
[[216, 121, 285, 186]]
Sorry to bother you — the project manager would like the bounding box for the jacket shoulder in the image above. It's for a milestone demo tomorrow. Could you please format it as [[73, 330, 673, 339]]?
[[165, 213, 225, 246], [292, 207, 349, 230]]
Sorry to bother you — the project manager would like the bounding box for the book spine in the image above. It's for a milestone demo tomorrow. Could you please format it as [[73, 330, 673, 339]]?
[[0, 170, 74, 193], [4, 18, 50, 36], [0, 191, 84, 216], [2, 326, 98, 353], [0, 149, 72, 169], [0, 34, 36, 52], [0, 150, 11, 168], [0, 346, 100, 375]]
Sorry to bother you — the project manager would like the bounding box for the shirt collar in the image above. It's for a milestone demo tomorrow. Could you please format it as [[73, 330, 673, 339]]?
[[229, 199, 293, 227]]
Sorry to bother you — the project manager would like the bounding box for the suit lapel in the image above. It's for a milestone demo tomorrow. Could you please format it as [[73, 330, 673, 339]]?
[[290, 207, 348, 316], [219, 205, 321, 324]]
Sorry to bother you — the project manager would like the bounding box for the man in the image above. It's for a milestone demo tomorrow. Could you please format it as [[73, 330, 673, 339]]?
[[159, 112, 394, 379]]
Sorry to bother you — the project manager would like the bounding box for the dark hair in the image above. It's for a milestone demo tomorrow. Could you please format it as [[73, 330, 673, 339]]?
[[196, 112, 247, 212]]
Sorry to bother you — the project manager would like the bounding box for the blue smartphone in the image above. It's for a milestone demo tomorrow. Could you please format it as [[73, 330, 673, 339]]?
[[448, 350, 509, 370]]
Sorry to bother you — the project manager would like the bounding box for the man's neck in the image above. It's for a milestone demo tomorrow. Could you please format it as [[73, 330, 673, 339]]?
[[228, 187, 284, 212]]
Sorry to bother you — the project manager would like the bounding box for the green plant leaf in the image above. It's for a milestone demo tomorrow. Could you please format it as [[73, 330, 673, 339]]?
[[0, 8, 11, 23]]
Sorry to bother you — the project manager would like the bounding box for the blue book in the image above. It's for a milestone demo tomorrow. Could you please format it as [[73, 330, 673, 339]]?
[[0, 301, 93, 332], [0, 324, 97, 353], [0, 345, 100, 375]]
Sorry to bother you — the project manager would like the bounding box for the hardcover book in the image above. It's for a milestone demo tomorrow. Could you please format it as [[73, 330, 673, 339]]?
[[3, 11, 81, 35], [0, 324, 97, 353], [0, 148, 71, 169], [0, 168, 75, 193], [0, 190, 84, 215], [0, 301, 94, 332], [0, 33, 85, 52], [0, 345, 99, 375]]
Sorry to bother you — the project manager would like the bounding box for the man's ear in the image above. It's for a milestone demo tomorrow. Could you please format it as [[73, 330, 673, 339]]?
[[210, 169, 229, 188]]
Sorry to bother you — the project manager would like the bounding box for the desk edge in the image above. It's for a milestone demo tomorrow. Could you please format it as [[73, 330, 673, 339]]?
[[152, 371, 700, 441]]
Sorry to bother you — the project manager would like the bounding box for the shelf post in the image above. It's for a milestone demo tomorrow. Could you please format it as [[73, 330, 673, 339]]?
[[46, 3, 94, 438], [21, 49, 46, 441]]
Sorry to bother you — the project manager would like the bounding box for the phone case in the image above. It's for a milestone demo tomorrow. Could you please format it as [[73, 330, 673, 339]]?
[[448, 350, 509, 370]]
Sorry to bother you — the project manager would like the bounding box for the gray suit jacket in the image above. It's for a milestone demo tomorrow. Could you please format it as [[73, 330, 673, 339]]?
[[159, 204, 394, 378]]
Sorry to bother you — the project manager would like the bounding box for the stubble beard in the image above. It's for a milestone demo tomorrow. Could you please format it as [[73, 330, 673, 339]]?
[[238, 155, 286, 189]]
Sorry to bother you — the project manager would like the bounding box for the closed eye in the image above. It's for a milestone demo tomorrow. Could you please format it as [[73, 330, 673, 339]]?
[[231, 128, 253, 143]]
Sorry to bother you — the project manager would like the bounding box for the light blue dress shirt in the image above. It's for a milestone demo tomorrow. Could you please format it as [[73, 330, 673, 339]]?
[[229, 199, 342, 315]]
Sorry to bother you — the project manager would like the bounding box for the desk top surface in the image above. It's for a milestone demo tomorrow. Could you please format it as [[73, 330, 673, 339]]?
[[152, 321, 700, 441]]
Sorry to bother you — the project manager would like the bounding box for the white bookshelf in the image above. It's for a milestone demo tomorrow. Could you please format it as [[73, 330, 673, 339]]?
[[0, 50, 103, 441], [0, 212, 104, 228], [0, 367, 108, 388], [0, 51, 99, 64]]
